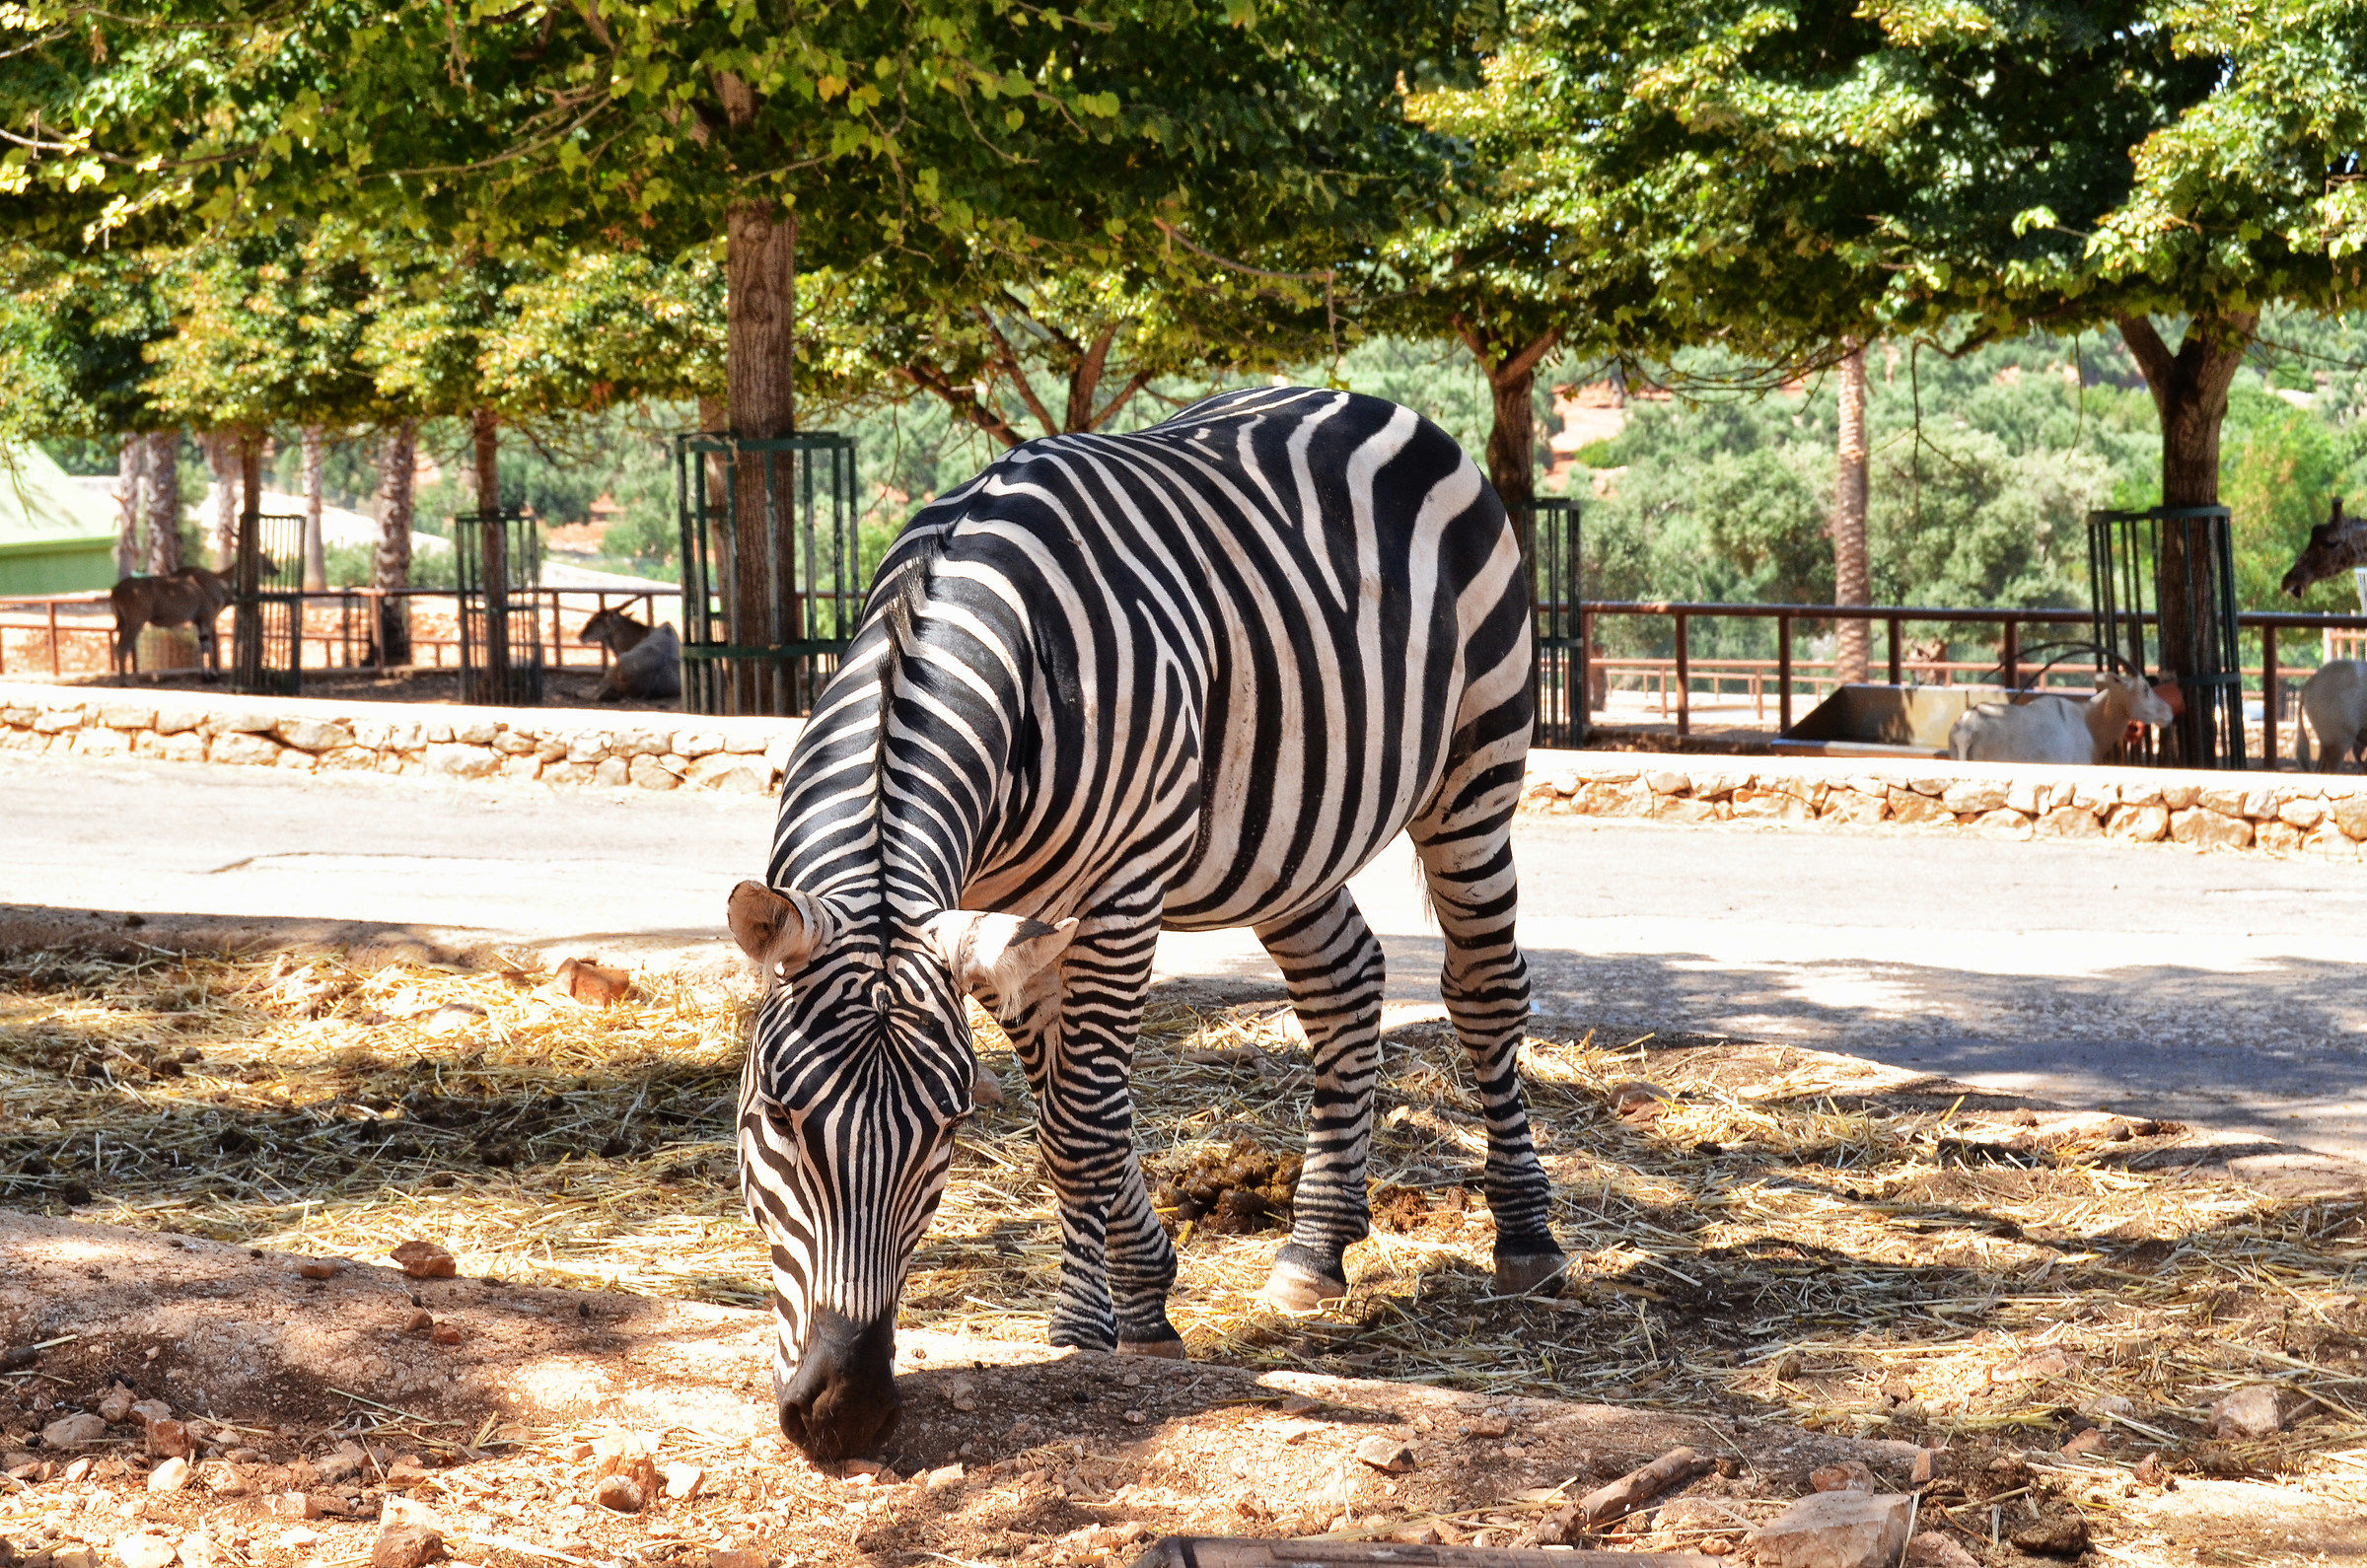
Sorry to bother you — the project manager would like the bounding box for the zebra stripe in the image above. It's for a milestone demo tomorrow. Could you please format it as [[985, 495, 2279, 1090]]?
[[734, 387, 1562, 1457]]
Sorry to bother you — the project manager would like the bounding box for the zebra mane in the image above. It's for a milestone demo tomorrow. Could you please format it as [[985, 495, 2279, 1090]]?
[[866, 524, 952, 950]]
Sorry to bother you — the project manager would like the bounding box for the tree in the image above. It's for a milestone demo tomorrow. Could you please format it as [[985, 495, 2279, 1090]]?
[[7, 0, 1473, 706], [1566, 0, 2367, 758], [0, 246, 195, 572], [805, 239, 1343, 448]]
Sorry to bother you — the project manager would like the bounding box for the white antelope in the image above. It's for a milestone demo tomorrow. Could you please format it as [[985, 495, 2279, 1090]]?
[[1948, 672, 2175, 764]]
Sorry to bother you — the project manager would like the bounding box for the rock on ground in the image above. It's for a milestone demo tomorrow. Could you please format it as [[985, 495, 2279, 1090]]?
[[1748, 1491, 1913, 1568]]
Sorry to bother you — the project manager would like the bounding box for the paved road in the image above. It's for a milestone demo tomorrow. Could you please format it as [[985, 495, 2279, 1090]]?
[[5, 752, 2362, 1156]]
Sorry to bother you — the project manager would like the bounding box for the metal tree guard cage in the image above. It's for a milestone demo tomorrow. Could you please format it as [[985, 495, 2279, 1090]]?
[[454, 510, 544, 706], [230, 510, 305, 696], [675, 433, 861, 717], [1526, 498, 1587, 749], [2086, 505, 2244, 769]]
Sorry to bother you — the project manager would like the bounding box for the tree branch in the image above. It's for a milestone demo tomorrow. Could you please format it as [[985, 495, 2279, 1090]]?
[[900, 363, 1025, 450], [1087, 370, 1151, 432], [1448, 313, 1493, 372], [1499, 328, 1562, 386], [1065, 324, 1116, 432], [2115, 314, 2175, 395], [972, 307, 1059, 439]]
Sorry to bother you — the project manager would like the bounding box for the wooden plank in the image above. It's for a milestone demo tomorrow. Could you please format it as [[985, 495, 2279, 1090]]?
[[1132, 1538, 1721, 1568], [1576, 1446, 1714, 1529]]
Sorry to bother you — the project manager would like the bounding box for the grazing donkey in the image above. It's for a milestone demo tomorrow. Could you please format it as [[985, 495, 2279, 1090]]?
[[578, 606, 681, 702], [727, 387, 1559, 1461], [109, 565, 237, 676]]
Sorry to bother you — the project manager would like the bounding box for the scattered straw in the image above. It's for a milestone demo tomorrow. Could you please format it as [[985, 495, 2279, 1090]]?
[[6, 949, 2367, 1503]]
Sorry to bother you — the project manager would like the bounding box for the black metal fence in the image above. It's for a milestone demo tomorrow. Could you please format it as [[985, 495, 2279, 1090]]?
[[230, 511, 305, 696], [675, 432, 861, 717], [1525, 499, 1588, 748], [2089, 505, 2244, 768], [454, 510, 543, 706]]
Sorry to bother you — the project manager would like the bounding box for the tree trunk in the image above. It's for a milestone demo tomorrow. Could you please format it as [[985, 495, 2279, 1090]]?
[[207, 431, 240, 568], [1451, 323, 1558, 564], [2116, 312, 2257, 766], [696, 392, 731, 551], [115, 434, 146, 579], [471, 409, 501, 513], [301, 425, 328, 591], [1831, 344, 1871, 685], [232, 429, 265, 680], [469, 408, 511, 697], [726, 198, 798, 714], [375, 422, 417, 667], [1486, 364, 1540, 561], [146, 430, 181, 576]]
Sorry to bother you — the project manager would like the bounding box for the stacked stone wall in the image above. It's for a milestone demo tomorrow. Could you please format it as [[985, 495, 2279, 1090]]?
[[6, 682, 2364, 858], [0, 685, 794, 796], [1517, 756, 2367, 859]]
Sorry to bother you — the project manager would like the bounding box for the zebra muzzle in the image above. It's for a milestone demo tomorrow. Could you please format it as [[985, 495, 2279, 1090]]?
[[775, 1306, 902, 1461]]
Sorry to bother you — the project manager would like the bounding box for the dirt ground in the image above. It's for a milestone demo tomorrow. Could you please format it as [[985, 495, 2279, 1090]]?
[[6, 946, 2367, 1568]]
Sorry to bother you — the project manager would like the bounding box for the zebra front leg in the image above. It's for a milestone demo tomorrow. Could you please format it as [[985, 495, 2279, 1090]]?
[[1006, 912, 1182, 1355], [1414, 807, 1565, 1295], [1255, 889, 1386, 1312]]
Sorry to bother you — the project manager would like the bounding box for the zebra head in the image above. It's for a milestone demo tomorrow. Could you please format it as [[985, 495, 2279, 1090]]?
[[726, 879, 1076, 1461]]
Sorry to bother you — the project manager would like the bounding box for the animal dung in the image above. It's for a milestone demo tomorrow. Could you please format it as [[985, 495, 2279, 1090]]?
[[1150, 1139, 1301, 1234]]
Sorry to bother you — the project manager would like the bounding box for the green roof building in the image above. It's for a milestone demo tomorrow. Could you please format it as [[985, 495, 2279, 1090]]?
[[0, 446, 118, 596]]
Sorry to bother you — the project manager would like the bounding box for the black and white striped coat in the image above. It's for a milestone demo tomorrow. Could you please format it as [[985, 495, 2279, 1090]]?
[[727, 387, 1561, 1461]]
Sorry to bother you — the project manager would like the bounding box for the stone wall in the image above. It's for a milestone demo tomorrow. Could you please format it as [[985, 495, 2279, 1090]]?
[[7, 681, 2364, 859], [1520, 753, 2367, 859], [0, 683, 800, 795]]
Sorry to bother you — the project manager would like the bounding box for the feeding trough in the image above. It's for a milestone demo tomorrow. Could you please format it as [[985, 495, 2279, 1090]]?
[[1771, 681, 2007, 758]]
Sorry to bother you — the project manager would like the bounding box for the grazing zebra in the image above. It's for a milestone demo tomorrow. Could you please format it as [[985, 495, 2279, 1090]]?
[[728, 386, 1562, 1461]]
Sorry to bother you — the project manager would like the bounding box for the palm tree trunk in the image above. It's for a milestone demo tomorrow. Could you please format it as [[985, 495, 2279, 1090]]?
[[1832, 344, 1871, 684]]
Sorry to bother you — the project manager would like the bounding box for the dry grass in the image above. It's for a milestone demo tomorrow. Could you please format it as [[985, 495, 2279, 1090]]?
[[6, 949, 2367, 1501]]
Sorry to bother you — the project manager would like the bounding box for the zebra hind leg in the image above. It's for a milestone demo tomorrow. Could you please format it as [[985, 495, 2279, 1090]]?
[[1412, 786, 1565, 1296], [1254, 889, 1386, 1312]]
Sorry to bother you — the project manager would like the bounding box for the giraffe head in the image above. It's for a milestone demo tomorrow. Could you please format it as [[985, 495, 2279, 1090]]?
[[725, 880, 1075, 1461], [2282, 500, 2365, 600]]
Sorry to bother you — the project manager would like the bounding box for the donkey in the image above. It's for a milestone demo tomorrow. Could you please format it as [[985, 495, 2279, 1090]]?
[[110, 566, 237, 676], [578, 606, 681, 702]]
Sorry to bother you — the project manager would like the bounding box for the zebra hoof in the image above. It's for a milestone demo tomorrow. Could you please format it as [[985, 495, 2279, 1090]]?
[[1116, 1336, 1188, 1360], [1495, 1252, 1569, 1297], [1259, 1260, 1348, 1314]]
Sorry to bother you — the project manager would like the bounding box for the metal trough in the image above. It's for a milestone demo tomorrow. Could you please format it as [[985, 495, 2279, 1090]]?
[[1773, 682, 2021, 759]]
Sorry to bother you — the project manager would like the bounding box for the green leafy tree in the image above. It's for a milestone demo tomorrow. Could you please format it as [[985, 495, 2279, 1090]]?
[[1569, 0, 2367, 755], [0, 246, 194, 572]]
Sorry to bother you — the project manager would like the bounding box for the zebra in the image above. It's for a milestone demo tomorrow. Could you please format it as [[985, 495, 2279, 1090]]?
[[727, 386, 1563, 1461]]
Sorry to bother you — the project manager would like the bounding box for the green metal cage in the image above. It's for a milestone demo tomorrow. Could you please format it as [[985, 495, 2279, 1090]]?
[[675, 433, 861, 717]]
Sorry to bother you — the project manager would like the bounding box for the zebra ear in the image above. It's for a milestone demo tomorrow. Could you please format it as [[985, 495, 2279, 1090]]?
[[728, 881, 834, 976], [920, 912, 1079, 1005]]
